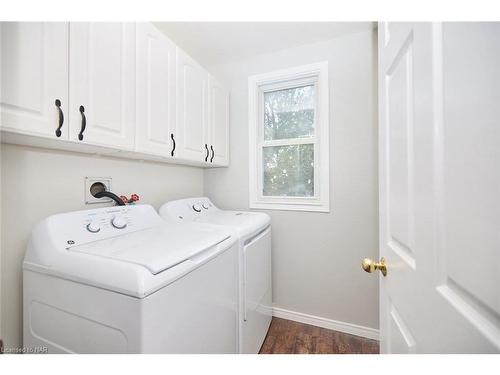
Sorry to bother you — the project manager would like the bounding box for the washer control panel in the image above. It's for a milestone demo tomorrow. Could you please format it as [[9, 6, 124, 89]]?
[[45, 205, 162, 250], [84, 210, 130, 233]]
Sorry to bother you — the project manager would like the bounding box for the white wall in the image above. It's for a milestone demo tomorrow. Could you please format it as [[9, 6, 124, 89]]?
[[204, 30, 379, 331], [0, 143, 204, 349]]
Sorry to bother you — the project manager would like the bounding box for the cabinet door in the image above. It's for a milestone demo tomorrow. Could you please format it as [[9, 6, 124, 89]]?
[[176, 48, 208, 162], [69, 23, 136, 150], [0, 22, 69, 138], [208, 76, 230, 166], [136, 23, 176, 158]]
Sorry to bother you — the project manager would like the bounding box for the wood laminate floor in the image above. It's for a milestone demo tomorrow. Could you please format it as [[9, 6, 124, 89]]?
[[259, 317, 379, 354]]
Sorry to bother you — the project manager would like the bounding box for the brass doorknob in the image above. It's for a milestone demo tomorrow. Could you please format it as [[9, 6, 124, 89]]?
[[362, 257, 387, 277]]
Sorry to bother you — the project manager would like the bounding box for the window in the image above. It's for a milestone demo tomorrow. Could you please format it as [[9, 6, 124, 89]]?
[[248, 62, 330, 212]]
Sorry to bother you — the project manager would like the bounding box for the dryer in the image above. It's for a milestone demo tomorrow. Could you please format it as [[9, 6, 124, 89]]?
[[23, 204, 239, 353], [159, 197, 272, 354]]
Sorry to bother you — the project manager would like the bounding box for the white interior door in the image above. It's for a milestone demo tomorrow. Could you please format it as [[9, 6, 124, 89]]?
[[136, 23, 176, 157], [378, 22, 500, 353], [0, 22, 68, 139], [176, 48, 208, 162], [69, 23, 136, 150], [208, 75, 230, 166]]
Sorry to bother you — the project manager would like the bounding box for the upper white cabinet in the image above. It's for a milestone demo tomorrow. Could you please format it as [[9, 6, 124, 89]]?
[[208, 76, 230, 166], [69, 23, 136, 150], [1, 22, 229, 168], [136, 23, 176, 158], [176, 47, 209, 162], [0, 23, 69, 139]]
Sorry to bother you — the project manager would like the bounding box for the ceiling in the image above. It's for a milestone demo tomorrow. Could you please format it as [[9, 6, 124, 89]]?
[[154, 22, 375, 66]]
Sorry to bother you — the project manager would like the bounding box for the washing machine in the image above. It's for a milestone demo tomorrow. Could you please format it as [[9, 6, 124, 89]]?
[[23, 204, 239, 353], [159, 197, 272, 354]]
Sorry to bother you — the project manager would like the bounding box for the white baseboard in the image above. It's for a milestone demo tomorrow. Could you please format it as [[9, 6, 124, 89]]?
[[272, 307, 379, 341]]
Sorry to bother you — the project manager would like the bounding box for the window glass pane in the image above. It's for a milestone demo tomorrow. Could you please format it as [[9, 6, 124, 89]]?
[[263, 144, 314, 197], [264, 85, 315, 140]]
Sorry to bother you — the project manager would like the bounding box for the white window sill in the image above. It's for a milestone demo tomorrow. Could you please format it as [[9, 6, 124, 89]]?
[[249, 201, 330, 213]]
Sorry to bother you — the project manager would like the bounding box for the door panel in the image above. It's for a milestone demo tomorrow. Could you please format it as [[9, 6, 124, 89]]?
[[435, 22, 500, 351], [379, 22, 500, 353], [388, 303, 416, 354], [69, 23, 136, 149], [386, 34, 415, 268], [176, 48, 208, 161], [440, 23, 499, 314], [136, 23, 176, 157], [0, 22, 69, 138], [208, 76, 230, 166]]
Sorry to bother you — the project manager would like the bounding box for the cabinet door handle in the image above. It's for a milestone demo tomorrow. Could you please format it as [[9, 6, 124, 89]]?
[[170, 134, 176, 156], [210, 145, 215, 163], [205, 144, 209, 162], [78, 105, 86, 141], [55, 99, 64, 137]]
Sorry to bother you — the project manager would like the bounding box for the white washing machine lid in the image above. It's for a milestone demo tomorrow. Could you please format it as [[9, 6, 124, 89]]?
[[67, 225, 230, 275]]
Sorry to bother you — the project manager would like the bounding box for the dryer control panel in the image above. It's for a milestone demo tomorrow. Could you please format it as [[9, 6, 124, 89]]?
[[160, 197, 217, 222], [191, 200, 213, 214]]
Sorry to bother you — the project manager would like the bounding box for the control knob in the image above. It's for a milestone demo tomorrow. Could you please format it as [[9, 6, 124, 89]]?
[[111, 216, 127, 229], [86, 221, 101, 233], [192, 204, 202, 212]]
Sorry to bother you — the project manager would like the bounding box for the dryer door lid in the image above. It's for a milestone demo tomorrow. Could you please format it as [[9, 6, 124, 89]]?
[[67, 224, 231, 274], [194, 211, 271, 237]]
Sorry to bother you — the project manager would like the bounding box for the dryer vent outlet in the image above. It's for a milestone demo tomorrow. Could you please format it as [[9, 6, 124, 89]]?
[[85, 177, 112, 204], [90, 182, 107, 196]]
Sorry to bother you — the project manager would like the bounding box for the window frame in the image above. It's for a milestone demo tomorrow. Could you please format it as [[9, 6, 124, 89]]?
[[248, 62, 330, 212]]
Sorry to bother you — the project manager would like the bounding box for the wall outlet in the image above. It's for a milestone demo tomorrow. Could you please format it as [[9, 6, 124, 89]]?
[[85, 177, 112, 204]]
